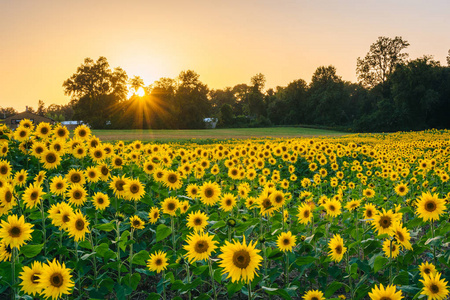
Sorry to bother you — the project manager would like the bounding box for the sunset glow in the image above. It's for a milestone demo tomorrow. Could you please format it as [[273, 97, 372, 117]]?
[[1, 0, 449, 111]]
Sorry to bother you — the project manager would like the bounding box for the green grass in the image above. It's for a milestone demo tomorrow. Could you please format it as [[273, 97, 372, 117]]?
[[91, 127, 345, 142]]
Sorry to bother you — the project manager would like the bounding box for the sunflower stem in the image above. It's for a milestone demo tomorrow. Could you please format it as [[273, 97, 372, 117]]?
[[40, 199, 47, 256], [116, 220, 122, 283], [284, 252, 289, 287], [431, 221, 437, 266], [185, 263, 192, 300], [389, 238, 393, 284], [129, 228, 134, 287], [162, 270, 167, 300], [170, 216, 176, 254], [11, 247, 17, 300], [88, 231, 98, 289], [74, 242, 82, 297], [208, 258, 218, 300], [346, 250, 353, 296], [248, 281, 253, 300]]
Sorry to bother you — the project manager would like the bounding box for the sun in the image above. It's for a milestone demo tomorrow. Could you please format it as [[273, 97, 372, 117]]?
[[127, 86, 146, 98], [136, 87, 145, 97]]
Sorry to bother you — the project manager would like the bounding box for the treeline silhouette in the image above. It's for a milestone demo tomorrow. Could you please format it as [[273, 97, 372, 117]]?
[[4, 37, 450, 132]]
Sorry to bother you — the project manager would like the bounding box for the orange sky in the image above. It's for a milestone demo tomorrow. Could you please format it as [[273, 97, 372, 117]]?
[[1, 0, 449, 112]]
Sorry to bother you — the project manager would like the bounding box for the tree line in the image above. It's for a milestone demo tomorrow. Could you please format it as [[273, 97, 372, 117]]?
[[3, 37, 450, 132]]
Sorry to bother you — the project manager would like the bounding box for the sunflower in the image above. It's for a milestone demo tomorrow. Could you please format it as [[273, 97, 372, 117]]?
[[420, 272, 449, 300], [0, 214, 34, 249], [324, 198, 342, 217], [0, 159, 12, 178], [328, 234, 346, 263], [67, 210, 90, 242], [392, 222, 412, 250], [345, 199, 361, 211], [37, 259, 74, 300], [258, 193, 276, 217], [49, 204, 74, 229], [123, 178, 145, 201], [199, 181, 221, 206], [53, 125, 70, 140], [0, 184, 16, 211], [66, 168, 86, 186], [109, 175, 128, 198], [49, 176, 68, 196], [368, 283, 403, 300], [419, 261, 437, 278], [186, 184, 200, 199], [363, 188, 375, 198], [13, 126, 31, 142], [35, 122, 53, 139], [394, 183, 409, 197], [143, 161, 156, 175], [66, 184, 87, 207], [183, 231, 218, 262], [297, 203, 313, 225], [73, 124, 91, 140], [22, 183, 45, 209], [302, 289, 325, 300], [162, 170, 183, 190], [415, 192, 446, 222], [161, 197, 179, 216], [19, 261, 43, 296], [90, 146, 105, 162], [179, 200, 190, 214], [72, 145, 87, 159], [148, 207, 160, 224], [92, 192, 110, 210], [85, 166, 101, 183], [40, 149, 61, 170], [372, 209, 400, 236], [0, 241, 12, 261], [98, 164, 111, 181], [363, 203, 377, 220], [186, 210, 208, 232], [220, 193, 237, 212], [270, 190, 286, 208], [130, 215, 145, 229], [277, 231, 296, 252], [218, 237, 262, 283], [147, 250, 169, 274], [382, 239, 400, 258], [50, 140, 66, 155], [14, 169, 28, 187]]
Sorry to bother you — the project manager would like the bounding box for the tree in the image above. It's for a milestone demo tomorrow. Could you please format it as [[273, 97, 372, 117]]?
[[129, 76, 144, 94], [63, 57, 128, 128], [447, 49, 450, 66], [218, 104, 234, 127], [37, 100, 46, 116], [356, 36, 410, 89], [0, 107, 17, 118], [174, 70, 210, 129], [247, 73, 267, 117]]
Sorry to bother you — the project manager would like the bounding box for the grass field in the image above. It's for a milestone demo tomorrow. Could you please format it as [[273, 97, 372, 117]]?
[[91, 127, 345, 142]]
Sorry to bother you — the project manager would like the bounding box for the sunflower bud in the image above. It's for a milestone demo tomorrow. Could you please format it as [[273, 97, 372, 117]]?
[[227, 218, 236, 227], [258, 236, 266, 243]]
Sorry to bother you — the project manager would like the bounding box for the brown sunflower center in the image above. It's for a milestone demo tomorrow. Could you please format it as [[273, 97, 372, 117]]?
[[30, 191, 39, 201], [425, 201, 436, 212], [75, 219, 85, 231], [194, 217, 202, 225], [71, 174, 81, 183], [167, 202, 176, 211], [204, 188, 214, 198], [57, 129, 66, 137], [101, 166, 108, 175], [396, 231, 404, 242], [62, 214, 70, 223], [115, 180, 125, 191], [78, 129, 86, 137], [225, 199, 232, 206], [133, 220, 141, 227], [10, 226, 21, 237], [312, 297, 319, 300], [424, 268, 431, 274], [283, 238, 290, 245], [19, 130, 27, 137], [40, 127, 49, 134], [430, 284, 439, 294], [0, 166, 7, 174], [31, 273, 40, 284], [379, 216, 391, 228], [262, 199, 272, 209], [335, 245, 342, 254], [5, 191, 12, 203], [35, 147, 44, 154], [88, 171, 96, 178], [194, 240, 209, 253], [155, 258, 163, 266], [168, 174, 177, 183], [56, 183, 63, 189], [97, 197, 104, 204], [399, 186, 405, 193], [130, 184, 139, 194], [153, 212, 159, 219], [46, 153, 56, 163], [73, 190, 82, 200], [329, 205, 336, 211], [366, 210, 373, 218], [275, 195, 283, 204], [50, 273, 63, 287], [94, 151, 102, 158], [232, 249, 251, 269]]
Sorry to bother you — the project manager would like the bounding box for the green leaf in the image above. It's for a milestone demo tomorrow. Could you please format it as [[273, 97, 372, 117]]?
[[95, 222, 116, 232], [210, 220, 226, 229], [227, 282, 244, 297], [373, 255, 389, 273], [295, 256, 316, 266], [95, 243, 110, 257], [262, 287, 292, 300], [193, 265, 209, 275], [132, 250, 150, 266], [19, 244, 43, 258], [325, 282, 343, 298], [156, 224, 172, 242]]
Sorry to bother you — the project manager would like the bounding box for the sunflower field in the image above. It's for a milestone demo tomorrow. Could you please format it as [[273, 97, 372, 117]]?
[[0, 120, 450, 300]]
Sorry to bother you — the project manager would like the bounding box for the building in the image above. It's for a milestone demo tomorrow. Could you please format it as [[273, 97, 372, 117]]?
[[3, 107, 55, 130]]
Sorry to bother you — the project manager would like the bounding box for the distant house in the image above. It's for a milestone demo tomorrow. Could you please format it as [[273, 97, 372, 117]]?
[[4, 107, 55, 130], [204, 118, 218, 129]]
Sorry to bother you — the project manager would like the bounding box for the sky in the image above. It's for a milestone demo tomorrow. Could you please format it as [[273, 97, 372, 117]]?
[[1, 0, 449, 112]]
